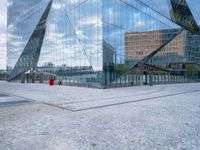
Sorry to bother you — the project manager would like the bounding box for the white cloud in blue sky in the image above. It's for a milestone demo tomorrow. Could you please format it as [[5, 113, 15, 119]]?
[[0, 0, 6, 69]]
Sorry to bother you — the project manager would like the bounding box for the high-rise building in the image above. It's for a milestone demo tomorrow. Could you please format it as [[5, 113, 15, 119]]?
[[7, 0, 200, 88]]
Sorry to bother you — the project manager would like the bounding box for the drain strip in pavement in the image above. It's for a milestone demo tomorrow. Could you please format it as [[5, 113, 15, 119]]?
[[69, 90, 200, 112]]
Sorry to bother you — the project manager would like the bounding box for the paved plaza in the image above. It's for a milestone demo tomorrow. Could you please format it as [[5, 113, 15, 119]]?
[[0, 81, 200, 150]]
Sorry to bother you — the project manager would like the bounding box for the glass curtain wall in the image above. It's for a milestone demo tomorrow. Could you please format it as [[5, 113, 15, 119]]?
[[7, 0, 103, 87], [7, 0, 200, 87], [102, 0, 200, 87]]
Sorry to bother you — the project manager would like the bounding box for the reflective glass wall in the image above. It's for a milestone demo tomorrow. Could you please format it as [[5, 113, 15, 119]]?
[[7, 0, 200, 88], [0, 0, 7, 70], [7, 0, 103, 87], [102, 0, 200, 87]]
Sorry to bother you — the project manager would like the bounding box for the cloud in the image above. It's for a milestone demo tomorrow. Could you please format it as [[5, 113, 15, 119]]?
[[0, 0, 7, 70]]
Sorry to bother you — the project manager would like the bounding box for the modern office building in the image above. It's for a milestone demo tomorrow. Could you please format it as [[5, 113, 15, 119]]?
[[7, 0, 200, 88]]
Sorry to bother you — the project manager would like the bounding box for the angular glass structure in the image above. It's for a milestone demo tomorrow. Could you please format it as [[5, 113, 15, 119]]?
[[7, 0, 200, 88]]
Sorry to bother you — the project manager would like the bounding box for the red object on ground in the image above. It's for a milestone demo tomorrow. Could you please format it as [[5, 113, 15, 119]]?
[[49, 79, 54, 86]]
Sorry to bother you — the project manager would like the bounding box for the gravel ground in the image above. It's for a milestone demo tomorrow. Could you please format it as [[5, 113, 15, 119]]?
[[0, 82, 200, 150]]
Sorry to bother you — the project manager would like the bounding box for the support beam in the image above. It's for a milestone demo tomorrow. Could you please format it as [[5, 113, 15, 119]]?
[[169, 0, 199, 33]]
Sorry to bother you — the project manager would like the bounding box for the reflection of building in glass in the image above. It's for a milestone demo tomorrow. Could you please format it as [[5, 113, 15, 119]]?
[[125, 29, 200, 66], [7, 0, 200, 88], [0, 70, 7, 80]]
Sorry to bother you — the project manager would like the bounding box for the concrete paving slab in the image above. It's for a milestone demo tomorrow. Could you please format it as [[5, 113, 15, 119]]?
[[59, 89, 200, 111], [0, 90, 200, 150], [0, 81, 200, 111]]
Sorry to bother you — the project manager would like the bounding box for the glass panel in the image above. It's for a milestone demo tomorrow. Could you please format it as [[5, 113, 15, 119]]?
[[7, 0, 200, 87]]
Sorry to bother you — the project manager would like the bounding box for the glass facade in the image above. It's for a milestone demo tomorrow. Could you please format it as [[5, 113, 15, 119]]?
[[7, 0, 200, 88], [0, 0, 7, 70]]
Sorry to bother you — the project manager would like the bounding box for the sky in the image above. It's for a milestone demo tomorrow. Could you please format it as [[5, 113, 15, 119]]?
[[0, 0, 6, 69]]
